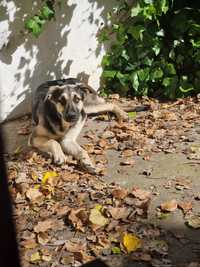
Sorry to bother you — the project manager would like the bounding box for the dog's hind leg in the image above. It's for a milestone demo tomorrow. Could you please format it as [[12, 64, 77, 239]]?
[[31, 136, 66, 165], [60, 117, 96, 174], [84, 102, 128, 121]]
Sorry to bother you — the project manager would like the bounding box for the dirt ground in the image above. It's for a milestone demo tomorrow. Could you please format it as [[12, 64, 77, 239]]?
[[2, 96, 200, 267]]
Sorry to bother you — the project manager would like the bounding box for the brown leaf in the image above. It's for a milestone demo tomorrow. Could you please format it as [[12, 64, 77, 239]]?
[[175, 177, 192, 190], [56, 205, 71, 216], [121, 149, 133, 157], [34, 219, 64, 233], [74, 251, 95, 264], [21, 239, 37, 249], [65, 239, 86, 253], [109, 207, 131, 220], [112, 188, 128, 199], [160, 199, 177, 212], [178, 201, 192, 214], [26, 187, 44, 204], [131, 188, 151, 200], [120, 159, 135, 166], [186, 215, 200, 229], [68, 208, 88, 232], [37, 232, 50, 245]]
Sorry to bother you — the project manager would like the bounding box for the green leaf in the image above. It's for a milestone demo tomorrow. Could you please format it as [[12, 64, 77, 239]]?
[[165, 63, 176, 75], [112, 247, 121, 255], [98, 28, 109, 42], [33, 15, 45, 25], [151, 68, 163, 80], [102, 55, 110, 67], [131, 4, 140, 17], [102, 70, 117, 79], [160, 0, 169, 14], [25, 18, 42, 37], [191, 39, 200, 48], [41, 5, 54, 20], [128, 112, 137, 119], [137, 68, 150, 82], [128, 25, 145, 41], [130, 72, 139, 91], [116, 72, 128, 86], [162, 77, 172, 87]]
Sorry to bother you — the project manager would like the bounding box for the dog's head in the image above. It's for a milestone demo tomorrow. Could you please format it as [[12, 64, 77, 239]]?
[[45, 84, 86, 123]]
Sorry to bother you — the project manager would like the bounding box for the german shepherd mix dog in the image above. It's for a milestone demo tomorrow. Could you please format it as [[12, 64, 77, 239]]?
[[29, 78, 128, 174]]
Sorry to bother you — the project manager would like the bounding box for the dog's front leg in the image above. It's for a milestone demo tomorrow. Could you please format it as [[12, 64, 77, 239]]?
[[60, 117, 96, 174], [61, 139, 96, 174], [31, 136, 66, 165]]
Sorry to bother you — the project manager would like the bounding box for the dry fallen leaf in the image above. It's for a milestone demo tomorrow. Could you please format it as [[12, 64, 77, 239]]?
[[30, 252, 41, 263], [26, 187, 44, 204], [34, 219, 64, 233], [21, 239, 37, 249], [37, 232, 50, 245], [109, 207, 131, 220], [65, 239, 86, 253], [112, 188, 128, 199], [131, 188, 151, 200], [122, 233, 142, 253], [186, 215, 200, 229], [178, 201, 192, 214], [160, 199, 177, 212], [89, 206, 109, 227], [42, 171, 58, 185]]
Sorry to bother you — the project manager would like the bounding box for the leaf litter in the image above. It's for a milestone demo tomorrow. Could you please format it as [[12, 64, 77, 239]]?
[[6, 95, 200, 267]]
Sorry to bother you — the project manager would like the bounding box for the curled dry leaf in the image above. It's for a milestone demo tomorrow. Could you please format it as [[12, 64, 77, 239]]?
[[65, 239, 86, 253], [108, 207, 131, 220], [68, 208, 88, 232], [120, 159, 135, 166], [160, 199, 178, 212], [74, 251, 95, 264], [131, 188, 151, 200], [26, 187, 44, 204], [112, 188, 128, 199], [122, 233, 142, 253], [37, 232, 50, 245], [178, 201, 192, 214], [186, 215, 200, 229]]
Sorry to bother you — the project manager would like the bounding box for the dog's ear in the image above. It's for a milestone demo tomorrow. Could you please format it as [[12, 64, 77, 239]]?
[[45, 86, 63, 102], [78, 83, 97, 100]]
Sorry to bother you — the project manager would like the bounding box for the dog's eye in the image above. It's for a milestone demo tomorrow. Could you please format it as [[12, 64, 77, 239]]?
[[59, 96, 66, 105], [73, 95, 81, 103]]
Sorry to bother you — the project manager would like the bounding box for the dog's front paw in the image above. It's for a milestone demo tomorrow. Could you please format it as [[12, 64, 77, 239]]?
[[81, 162, 97, 175], [53, 151, 66, 165]]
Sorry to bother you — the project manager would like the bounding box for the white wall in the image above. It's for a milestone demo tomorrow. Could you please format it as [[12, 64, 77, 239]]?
[[0, 0, 115, 121]]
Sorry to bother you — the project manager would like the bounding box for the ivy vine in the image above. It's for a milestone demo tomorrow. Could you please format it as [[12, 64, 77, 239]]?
[[25, 1, 55, 37], [99, 0, 200, 99]]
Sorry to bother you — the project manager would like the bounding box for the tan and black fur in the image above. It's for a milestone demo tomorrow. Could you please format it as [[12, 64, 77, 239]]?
[[29, 78, 128, 174]]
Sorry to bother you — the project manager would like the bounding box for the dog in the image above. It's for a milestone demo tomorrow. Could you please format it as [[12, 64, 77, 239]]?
[[28, 78, 128, 174]]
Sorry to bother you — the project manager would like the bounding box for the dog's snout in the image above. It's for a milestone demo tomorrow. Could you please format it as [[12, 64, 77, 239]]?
[[68, 111, 77, 120], [64, 108, 78, 122]]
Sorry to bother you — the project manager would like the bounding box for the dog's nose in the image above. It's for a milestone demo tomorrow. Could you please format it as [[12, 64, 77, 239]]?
[[65, 111, 78, 122]]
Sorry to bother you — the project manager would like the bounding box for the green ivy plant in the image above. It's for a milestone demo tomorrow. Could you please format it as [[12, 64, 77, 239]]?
[[99, 0, 200, 99], [25, 1, 55, 37]]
